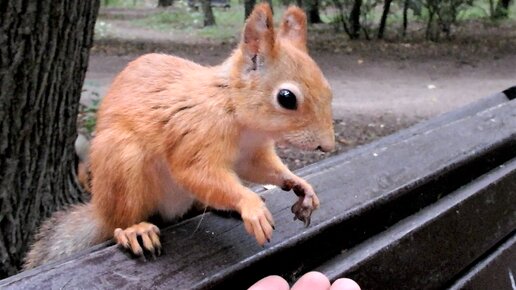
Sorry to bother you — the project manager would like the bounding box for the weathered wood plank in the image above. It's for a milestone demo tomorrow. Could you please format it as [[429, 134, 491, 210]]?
[[316, 157, 516, 289], [295, 91, 512, 179], [1, 96, 515, 289]]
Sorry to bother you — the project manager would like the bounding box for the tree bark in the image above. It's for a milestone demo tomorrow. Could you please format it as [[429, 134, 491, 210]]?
[[377, 0, 392, 39], [201, 0, 216, 26], [349, 0, 362, 39], [0, 0, 98, 278], [245, 0, 257, 19], [158, 0, 174, 7]]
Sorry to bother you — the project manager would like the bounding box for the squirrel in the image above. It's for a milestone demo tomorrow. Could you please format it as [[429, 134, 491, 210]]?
[[23, 4, 334, 269]]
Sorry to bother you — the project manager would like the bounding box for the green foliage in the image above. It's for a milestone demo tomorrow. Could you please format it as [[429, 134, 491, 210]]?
[[322, 0, 513, 40], [79, 99, 101, 135]]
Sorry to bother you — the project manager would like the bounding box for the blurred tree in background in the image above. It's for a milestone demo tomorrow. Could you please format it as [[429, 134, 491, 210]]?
[[494, 0, 513, 17], [201, 0, 217, 25], [158, 0, 175, 6]]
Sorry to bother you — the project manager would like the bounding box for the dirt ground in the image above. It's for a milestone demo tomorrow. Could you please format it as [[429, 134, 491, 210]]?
[[82, 13, 516, 170]]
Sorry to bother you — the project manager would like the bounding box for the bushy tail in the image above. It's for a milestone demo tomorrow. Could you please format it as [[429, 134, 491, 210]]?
[[23, 203, 103, 269]]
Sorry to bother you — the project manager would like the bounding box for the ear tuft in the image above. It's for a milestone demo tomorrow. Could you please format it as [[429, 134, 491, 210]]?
[[242, 3, 275, 56], [239, 3, 275, 74], [278, 6, 307, 51]]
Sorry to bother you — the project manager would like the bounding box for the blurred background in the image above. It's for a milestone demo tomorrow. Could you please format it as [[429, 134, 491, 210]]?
[[79, 0, 516, 168]]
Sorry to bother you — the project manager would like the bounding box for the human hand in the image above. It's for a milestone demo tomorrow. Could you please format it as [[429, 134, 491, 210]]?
[[248, 271, 361, 290]]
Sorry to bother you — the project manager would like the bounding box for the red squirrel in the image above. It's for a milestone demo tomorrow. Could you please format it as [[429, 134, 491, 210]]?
[[24, 4, 334, 269]]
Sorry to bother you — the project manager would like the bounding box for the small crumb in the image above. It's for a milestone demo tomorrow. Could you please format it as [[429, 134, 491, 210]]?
[[338, 138, 351, 145]]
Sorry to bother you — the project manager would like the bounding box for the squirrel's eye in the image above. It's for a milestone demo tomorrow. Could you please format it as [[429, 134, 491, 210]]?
[[277, 89, 297, 110]]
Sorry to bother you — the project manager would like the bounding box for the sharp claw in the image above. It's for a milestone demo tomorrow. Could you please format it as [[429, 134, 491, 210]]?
[[304, 216, 311, 227]]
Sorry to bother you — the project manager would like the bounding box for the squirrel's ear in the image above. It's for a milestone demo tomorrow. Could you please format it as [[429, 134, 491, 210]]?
[[240, 3, 275, 72], [278, 6, 307, 52]]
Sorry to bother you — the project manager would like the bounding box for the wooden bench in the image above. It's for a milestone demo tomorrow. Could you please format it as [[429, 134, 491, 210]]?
[[1, 87, 515, 289]]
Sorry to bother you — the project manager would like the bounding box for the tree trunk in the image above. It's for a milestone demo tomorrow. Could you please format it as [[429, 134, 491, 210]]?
[[349, 0, 362, 39], [377, 0, 392, 39], [201, 0, 216, 26], [245, 0, 256, 19], [402, 0, 409, 37], [0, 0, 98, 278], [494, 0, 512, 18], [158, 0, 174, 7], [488, 0, 496, 17], [306, 0, 322, 24]]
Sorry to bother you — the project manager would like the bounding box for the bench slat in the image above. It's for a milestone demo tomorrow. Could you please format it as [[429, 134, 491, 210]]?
[[316, 157, 516, 289], [449, 232, 516, 290]]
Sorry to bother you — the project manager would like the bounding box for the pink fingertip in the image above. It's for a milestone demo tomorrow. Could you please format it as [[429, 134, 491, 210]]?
[[292, 271, 331, 290], [331, 278, 361, 290], [248, 275, 289, 290]]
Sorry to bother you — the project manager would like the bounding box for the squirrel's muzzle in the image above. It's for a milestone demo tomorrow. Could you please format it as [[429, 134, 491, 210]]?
[[316, 133, 335, 152]]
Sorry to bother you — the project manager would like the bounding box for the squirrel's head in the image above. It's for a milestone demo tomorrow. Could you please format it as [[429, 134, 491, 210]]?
[[229, 4, 335, 152]]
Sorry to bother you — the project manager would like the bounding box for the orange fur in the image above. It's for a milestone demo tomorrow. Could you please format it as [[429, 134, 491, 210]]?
[[24, 4, 334, 268]]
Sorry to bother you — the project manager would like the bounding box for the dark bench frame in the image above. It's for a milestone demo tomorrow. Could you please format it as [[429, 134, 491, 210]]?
[[2, 87, 515, 289]]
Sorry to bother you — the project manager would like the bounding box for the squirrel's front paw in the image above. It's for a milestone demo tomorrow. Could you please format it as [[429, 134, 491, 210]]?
[[114, 222, 161, 258], [239, 197, 275, 246], [283, 179, 320, 227]]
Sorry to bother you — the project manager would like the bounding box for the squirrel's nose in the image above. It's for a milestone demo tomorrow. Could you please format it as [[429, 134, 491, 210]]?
[[316, 140, 335, 153]]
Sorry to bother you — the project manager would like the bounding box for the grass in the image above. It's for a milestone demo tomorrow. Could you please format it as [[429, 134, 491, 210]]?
[[198, 7, 244, 39], [134, 4, 203, 30], [129, 0, 287, 41], [102, 0, 153, 8]]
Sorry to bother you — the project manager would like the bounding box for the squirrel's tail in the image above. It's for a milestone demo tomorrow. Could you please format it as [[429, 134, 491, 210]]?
[[23, 203, 104, 270]]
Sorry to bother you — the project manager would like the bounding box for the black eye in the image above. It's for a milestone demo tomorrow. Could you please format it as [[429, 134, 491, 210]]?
[[277, 89, 297, 110]]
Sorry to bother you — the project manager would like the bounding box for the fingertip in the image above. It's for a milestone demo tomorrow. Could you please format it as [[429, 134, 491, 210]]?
[[331, 278, 361, 290], [248, 275, 289, 290], [292, 271, 330, 290]]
